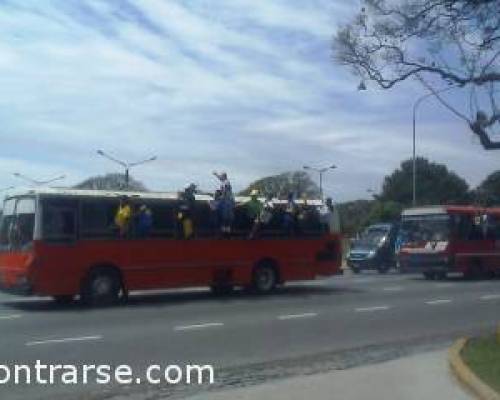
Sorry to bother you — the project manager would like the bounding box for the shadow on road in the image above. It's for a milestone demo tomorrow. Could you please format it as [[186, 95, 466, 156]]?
[[0, 283, 363, 313]]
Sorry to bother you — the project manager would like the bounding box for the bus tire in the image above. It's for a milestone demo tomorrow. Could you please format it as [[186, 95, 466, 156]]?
[[80, 266, 122, 307], [423, 271, 435, 280], [52, 295, 74, 305], [252, 260, 278, 294]]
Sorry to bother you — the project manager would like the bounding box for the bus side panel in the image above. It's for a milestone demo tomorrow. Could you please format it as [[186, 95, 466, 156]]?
[[32, 240, 131, 296]]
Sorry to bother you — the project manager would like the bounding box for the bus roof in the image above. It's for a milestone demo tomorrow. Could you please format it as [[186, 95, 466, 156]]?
[[4, 187, 323, 206], [402, 205, 488, 217]]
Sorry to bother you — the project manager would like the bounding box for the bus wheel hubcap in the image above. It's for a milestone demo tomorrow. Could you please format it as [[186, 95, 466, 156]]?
[[93, 277, 112, 297]]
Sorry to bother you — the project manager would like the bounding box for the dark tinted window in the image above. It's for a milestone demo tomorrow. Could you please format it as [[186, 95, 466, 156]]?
[[42, 198, 78, 242], [80, 200, 119, 238]]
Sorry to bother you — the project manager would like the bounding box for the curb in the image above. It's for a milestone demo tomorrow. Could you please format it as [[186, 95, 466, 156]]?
[[449, 338, 500, 400]]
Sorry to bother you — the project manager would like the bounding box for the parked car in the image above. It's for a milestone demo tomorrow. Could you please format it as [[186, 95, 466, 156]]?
[[347, 223, 398, 274]]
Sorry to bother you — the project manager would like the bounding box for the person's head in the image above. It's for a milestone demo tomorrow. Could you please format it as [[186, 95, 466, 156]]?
[[326, 197, 333, 207], [120, 196, 130, 206], [139, 204, 148, 213], [250, 189, 259, 199], [220, 172, 227, 180], [185, 183, 197, 194], [287, 192, 294, 202]]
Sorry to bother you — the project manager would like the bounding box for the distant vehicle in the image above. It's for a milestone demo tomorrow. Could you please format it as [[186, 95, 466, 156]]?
[[398, 206, 500, 280], [347, 223, 398, 274], [0, 188, 342, 306]]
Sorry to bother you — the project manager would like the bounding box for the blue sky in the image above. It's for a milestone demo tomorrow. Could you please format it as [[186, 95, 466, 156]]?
[[0, 0, 498, 201]]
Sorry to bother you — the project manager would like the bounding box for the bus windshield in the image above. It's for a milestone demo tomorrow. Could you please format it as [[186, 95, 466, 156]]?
[[400, 214, 450, 245], [0, 197, 36, 251]]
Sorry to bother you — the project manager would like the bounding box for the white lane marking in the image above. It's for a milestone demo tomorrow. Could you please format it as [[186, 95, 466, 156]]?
[[278, 312, 318, 320], [426, 299, 452, 305], [383, 286, 403, 292], [355, 306, 390, 312], [434, 283, 454, 288], [174, 322, 224, 331], [480, 294, 500, 301], [0, 314, 22, 320], [26, 335, 102, 346]]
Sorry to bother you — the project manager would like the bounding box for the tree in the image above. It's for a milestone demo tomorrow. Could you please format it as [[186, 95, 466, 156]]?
[[74, 173, 148, 191], [365, 200, 403, 225], [475, 170, 500, 205], [334, 0, 499, 149], [379, 157, 470, 205], [239, 171, 320, 198]]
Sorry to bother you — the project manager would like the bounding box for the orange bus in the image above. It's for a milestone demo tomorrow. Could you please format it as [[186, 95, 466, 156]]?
[[0, 188, 342, 305], [398, 205, 500, 279]]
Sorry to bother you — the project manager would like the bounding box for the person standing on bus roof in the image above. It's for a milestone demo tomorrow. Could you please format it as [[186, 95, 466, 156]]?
[[115, 196, 132, 237], [320, 197, 340, 234], [177, 183, 197, 239], [213, 172, 234, 236], [245, 189, 264, 239], [283, 192, 298, 236]]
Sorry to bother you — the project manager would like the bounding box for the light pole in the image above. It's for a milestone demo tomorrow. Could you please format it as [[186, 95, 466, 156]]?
[[303, 164, 337, 200], [97, 150, 157, 190], [13, 173, 65, 186], [412, 86, 456, 206]]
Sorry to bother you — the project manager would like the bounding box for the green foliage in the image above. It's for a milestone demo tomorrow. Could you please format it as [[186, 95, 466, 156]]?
[[380, 158, 470, 206], [239, 171, 320, 199], [475, 171, 500, 206], [365, 201, 403, 226], [74, 173, 147, 192], [337, 200, 374, 236]]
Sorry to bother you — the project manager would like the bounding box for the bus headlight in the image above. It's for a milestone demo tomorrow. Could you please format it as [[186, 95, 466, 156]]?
[[367, 250, 376, 258]]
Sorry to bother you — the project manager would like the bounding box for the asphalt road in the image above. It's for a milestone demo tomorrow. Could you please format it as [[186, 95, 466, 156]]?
[[1, 271, 500, 400]]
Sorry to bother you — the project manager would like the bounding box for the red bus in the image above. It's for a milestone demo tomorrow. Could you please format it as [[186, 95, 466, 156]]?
[[398, 205, 500, 279], [0, 189, 342, 305]]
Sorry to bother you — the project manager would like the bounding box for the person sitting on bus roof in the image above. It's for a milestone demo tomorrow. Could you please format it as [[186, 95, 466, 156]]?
[[245, 189, 264, 239], [115, 196, 132, 237], [136, 204, 153, 238]]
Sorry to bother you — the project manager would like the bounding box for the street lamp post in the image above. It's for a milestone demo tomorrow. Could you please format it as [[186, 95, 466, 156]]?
[[13, 173, 65, 186], [97, 150, 157, 190], [412, 86, 457, 207], [303, 164, 337, 200]]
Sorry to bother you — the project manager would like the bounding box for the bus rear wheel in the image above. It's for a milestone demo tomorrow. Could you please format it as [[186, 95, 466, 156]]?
[[252, 261, 278, 294], [81, 268, 122, 307]]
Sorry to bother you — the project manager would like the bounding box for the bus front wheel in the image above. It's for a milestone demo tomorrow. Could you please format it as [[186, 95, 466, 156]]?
[[81, 267, 122, 307], [252, 261, 278, 294]]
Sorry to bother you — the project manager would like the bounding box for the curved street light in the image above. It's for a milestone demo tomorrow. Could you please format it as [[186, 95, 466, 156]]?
[[412, 85, 457, 206], [303, 164, 337, 200], [97, 150, 157, 190], [13, 173, 65, 187]]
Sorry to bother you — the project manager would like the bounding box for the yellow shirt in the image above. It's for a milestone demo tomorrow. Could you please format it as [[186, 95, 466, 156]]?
[[115, 204, 132, 229]]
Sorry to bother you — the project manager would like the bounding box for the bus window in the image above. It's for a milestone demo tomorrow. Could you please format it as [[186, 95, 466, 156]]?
[[148, 202, 176, 238], [0, 197, 36, 251], [42, 198, 77, 243], [80, 200, 118, 239], [0, 199, 16, 250]]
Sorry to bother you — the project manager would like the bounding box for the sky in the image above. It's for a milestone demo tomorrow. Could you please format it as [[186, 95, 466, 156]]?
[[0, 0, 498, 202]]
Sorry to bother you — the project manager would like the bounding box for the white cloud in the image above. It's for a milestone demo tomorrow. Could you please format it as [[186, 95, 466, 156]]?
[[0, 1, 495, 202]]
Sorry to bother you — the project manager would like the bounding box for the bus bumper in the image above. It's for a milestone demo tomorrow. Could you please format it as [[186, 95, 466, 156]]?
[[0, 274, 33, 296]]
